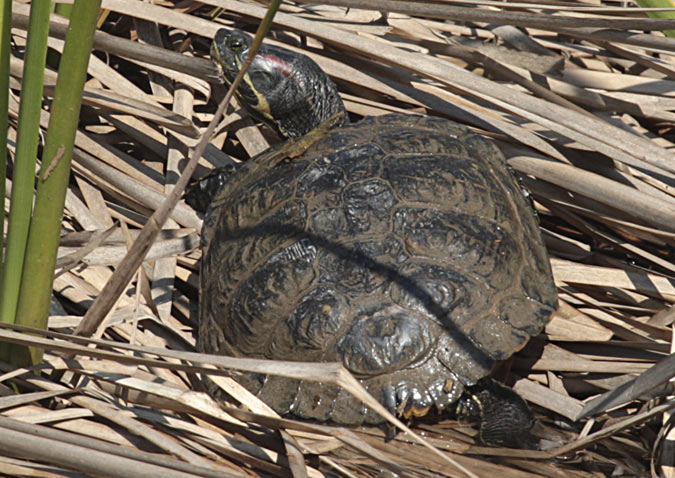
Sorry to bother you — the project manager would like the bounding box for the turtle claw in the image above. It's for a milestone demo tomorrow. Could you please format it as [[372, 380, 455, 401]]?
[[382, 422, 398, 442], [385, 381, 436, 421], [405, 403, 432, 419]]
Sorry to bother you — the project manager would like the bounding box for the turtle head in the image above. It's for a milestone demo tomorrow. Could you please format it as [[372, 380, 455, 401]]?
[[211, 28, 347, 138]]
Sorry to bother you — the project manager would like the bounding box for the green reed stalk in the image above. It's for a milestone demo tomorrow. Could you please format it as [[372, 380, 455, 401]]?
[[0, 0, 52, 333], [12, 0, 102, 366], [54, 3, 73, 18], [0, 0, 11, 287], [634, 0, 675, 37]]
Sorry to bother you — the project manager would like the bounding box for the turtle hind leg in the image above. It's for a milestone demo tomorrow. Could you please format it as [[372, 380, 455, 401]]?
[[456, 378, 535, 448]]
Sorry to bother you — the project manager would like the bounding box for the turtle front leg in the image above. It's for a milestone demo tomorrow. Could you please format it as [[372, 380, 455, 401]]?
[[185, 163, 241, 213]]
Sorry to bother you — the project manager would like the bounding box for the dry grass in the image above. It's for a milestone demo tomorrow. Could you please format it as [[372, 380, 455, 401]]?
[[3, 0, 675, 476]]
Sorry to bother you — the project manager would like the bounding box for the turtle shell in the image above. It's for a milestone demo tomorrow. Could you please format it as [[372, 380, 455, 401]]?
[[198, 113, 557, 425]]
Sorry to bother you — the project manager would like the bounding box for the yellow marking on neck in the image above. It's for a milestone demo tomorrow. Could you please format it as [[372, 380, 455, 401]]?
[[234, 56, 273, 121]]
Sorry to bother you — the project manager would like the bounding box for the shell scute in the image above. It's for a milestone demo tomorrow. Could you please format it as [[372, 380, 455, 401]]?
[[343, 179, 397, 235]]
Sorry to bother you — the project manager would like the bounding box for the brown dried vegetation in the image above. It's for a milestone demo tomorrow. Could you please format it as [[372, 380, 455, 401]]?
[[3, 0, 675, 477]]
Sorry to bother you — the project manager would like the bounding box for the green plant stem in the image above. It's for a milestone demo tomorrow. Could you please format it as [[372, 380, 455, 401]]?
[[54, 3, 73, 18], [13, 0, 102, 366], [0, 0, 52, 327], [47, 3, 73, 69], [634, 0, 675, 37], [0, 0, 12, 280]]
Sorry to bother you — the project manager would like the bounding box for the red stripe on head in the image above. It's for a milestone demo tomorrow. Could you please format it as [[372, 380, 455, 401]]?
[[259, 54, 293, 78]]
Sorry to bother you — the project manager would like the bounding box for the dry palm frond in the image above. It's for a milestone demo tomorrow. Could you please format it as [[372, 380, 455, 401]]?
[[4, 0, 675, 477]]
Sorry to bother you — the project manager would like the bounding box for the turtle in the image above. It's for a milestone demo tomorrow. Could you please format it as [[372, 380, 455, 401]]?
[[195, 28, 558, 448]]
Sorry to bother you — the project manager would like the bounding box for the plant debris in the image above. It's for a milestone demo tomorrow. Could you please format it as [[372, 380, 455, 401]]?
[[3, 0, 675, 477]]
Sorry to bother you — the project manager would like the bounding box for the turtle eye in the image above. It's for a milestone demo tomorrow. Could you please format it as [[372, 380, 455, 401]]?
[[229, 38, 243, 51]]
